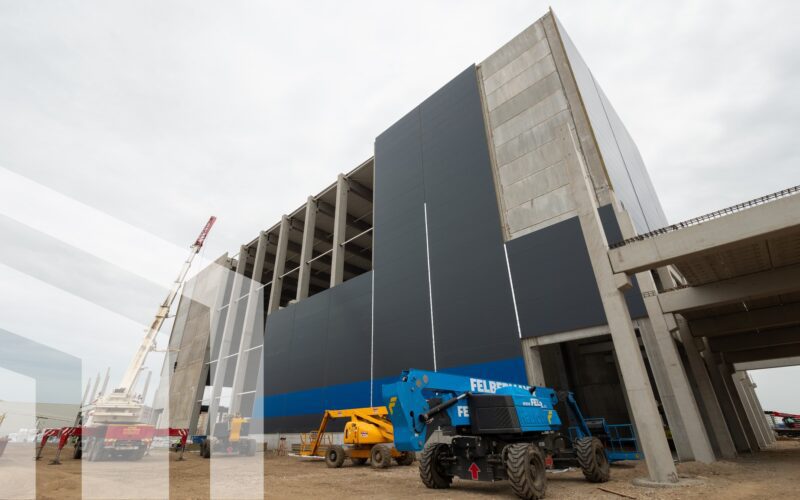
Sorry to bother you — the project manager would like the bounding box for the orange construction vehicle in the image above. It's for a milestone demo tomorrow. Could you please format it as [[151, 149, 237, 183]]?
[[300, 407, 414, 469]]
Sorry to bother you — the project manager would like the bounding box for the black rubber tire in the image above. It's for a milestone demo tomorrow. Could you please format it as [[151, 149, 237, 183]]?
[[72, 438, 82, 460], [418, 443, 453, 489], [396, 451, 415, 466], [200, 438, 211, 459], [325, 445, 346, 468], [575, 437, 610, 483], [351, 457, 368, 466], [370, 444, 392, 469], [506, 443, 547, 500]]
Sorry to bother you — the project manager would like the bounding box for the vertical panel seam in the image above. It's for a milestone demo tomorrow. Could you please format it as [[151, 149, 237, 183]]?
[[423, 202, 438, 371], [370, 271, 375, 406], [503, 243, 523, 339]]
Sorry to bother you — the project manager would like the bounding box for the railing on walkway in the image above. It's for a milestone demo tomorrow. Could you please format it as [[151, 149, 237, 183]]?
[[609, 185, 800, 249]]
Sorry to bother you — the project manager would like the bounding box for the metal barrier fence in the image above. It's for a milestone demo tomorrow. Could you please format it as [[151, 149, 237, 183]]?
[[609, 185, 800, 249]]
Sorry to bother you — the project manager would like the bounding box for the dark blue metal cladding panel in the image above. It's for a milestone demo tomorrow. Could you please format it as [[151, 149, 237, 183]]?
[[420, 66, 521, 368], [506, 216, 606, 337], [373, 105, 436, 379], [324, 272, 373, 387], [506, 206, 647, 338], [554, 14, 668, 234], [261, 272, 373, 432]]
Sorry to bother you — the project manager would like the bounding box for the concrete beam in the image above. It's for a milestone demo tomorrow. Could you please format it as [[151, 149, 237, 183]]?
[[708, 326, 800, 353], [561, 126, 678, 483], [330, 174, 349, 287], [735, 356, 800, 371], [723, 343, 800, 364], [527, 324, 610, 346], [267, 216, 290, 313], [658, 264, 800, 313], [608, 193, 800, 274], [287, 214, 373, 263], [347, 178, 373, 202], [296, 197, 317, 301], [690, 303, 800, 337], [317, 199, 370, 233]]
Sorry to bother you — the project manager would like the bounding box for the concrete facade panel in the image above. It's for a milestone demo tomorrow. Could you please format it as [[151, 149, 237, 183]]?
[[489, 71, 562, 127], [491, 91, 569, 147], [481, 21, 546, 79], [498, 137, 565, 187], [495, 109, 572, 167], [483, 36, 552, 95], [486, 56, 557, 111]]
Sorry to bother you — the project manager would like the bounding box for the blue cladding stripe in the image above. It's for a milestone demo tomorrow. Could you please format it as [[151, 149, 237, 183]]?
[[254, 356, 526, 420]]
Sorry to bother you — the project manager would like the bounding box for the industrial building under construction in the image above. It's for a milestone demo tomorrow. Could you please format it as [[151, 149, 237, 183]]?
[[149, 9, 800, 485]]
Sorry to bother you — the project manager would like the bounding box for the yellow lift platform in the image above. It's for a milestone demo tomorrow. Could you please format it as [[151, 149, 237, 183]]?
[[300, 406, 414, 469]]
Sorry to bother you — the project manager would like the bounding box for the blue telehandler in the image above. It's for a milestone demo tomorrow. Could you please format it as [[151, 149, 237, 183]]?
[[383, 369, 640, 499]]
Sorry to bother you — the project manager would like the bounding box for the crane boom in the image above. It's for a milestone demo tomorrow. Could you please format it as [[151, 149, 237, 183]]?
[[117, 216, 216, 395]]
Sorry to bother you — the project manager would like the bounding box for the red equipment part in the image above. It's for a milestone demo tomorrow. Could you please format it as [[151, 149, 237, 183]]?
[[194, 216, 217, 248], [35, 426, 189, 463]]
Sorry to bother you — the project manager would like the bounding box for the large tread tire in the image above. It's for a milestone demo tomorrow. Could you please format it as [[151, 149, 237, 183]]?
[[575, 437, 610, 483], [506, 443, 547, 500], [350, 457, 368, 466], [370, 444, 392, 469], [418, 443, 453, 489], [72, 438, 82, 460], [396, 451, 415, 466], [325, 445, 346, 468]]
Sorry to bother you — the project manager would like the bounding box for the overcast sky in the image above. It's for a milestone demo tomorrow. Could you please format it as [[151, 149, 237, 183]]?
[[1, 1, 798, 415]]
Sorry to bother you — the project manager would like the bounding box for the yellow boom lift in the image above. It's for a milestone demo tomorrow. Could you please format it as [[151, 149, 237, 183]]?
[[300, 407, 414, 469]]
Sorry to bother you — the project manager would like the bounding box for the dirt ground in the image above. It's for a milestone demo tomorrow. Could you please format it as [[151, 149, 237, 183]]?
[[1, 439, 797, 499]]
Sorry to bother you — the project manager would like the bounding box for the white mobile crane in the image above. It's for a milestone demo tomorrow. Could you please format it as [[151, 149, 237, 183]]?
[[36, 217, 216, 463], [90, 216, 217, 426]]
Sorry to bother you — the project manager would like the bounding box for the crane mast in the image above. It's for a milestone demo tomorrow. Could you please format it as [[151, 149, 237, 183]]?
[[91, 216, 216, 424]]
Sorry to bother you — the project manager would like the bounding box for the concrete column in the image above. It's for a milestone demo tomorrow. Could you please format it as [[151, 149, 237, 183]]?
[[613, 202, 715, 463], [522, 342, 546, 387], [701, 346, 754, 452], [268, 216, 290, 313], [718, 360, 760, 450], [207, 246, 248, 431], [230, 231, 267, 414], [296, 197, 317, 301], [732, 371, 769, 449], [560, 126, 678, 483], [676, 319, 737, 458], [330, 174, 349, 287], [743, 373, 775, 444]]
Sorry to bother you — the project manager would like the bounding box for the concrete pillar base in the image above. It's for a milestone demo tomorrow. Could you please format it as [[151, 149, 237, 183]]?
[[632, 477, 704, 488]]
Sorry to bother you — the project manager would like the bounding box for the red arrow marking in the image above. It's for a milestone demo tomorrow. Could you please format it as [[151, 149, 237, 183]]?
[[468, 462, 480, 480]]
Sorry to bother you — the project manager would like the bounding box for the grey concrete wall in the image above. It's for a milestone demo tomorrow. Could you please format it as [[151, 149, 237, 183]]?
[[152, 255, 234, 430], [479, 12, 667, 239], [480, 18, 577, 239]]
